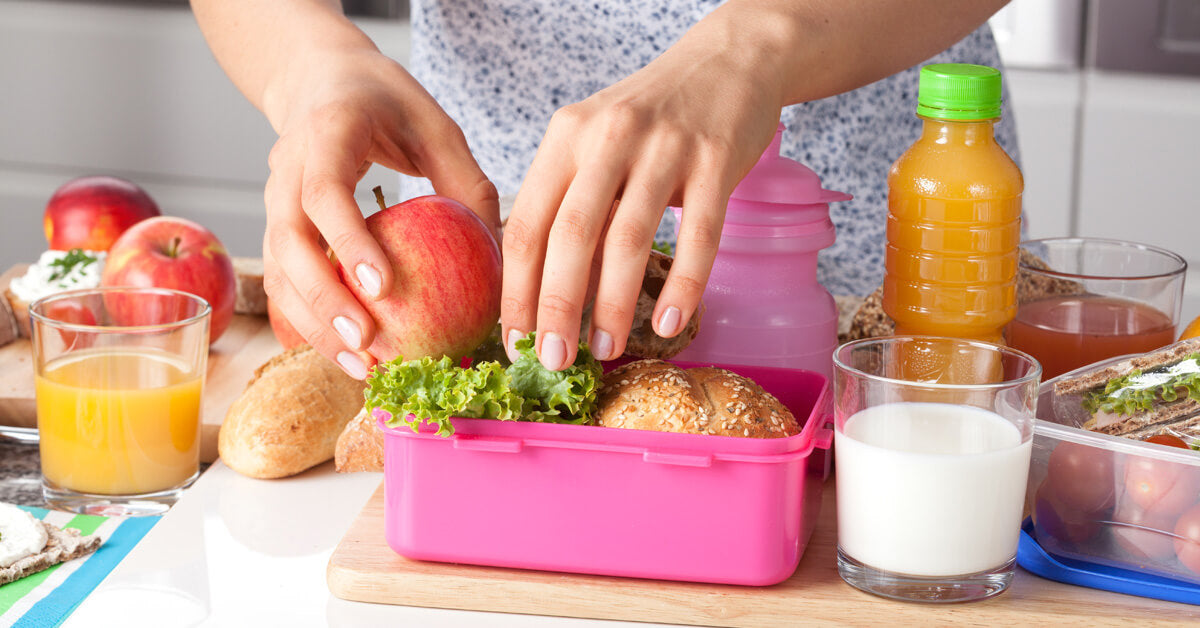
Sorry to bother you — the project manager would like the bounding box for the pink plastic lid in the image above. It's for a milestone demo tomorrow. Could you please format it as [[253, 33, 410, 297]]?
[[732, 123, 852, 206]]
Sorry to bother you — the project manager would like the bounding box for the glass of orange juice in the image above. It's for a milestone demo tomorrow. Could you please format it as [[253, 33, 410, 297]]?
[[30, 287, 210, 516], [1006, 237, 1186, 380]]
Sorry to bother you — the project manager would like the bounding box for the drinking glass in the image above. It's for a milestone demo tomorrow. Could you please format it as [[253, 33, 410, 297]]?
[[1006, 237, 1186, 380], [30, 287, 210, 516], [833, 336, 1040, 603]]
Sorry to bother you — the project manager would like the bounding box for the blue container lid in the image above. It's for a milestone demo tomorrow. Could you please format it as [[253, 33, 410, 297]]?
[[1018, 517, 1200, 606]]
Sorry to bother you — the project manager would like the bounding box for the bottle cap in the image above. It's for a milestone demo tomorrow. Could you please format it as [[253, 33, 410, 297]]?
[[916, 63, 1002, 121]]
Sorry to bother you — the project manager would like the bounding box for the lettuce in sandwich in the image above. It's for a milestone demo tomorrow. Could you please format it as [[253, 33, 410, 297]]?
[[364, 332, 602, 436]]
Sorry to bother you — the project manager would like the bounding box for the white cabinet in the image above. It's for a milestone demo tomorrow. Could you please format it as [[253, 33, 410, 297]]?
[[1004, 69, 1082, 241], [1075, 70, 1200, 322], [0, 1, 410, 270]]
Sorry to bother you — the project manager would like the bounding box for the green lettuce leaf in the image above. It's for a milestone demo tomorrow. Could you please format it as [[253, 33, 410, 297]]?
[[1082, 353, 1200, 416], [363, 332, 603, 436], [506, 332, 603, 424], [364, 355, 525, 437]]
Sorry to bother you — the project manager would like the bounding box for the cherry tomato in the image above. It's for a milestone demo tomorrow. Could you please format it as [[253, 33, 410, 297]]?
[[1123, 454, 1200, 518], [1110, 502, 1177, 562], [1043, 442, 1116, 515], [1033, 486, 1100, 547], [1174, 504, 1200, 576], [1145, 434, 1190, 449]]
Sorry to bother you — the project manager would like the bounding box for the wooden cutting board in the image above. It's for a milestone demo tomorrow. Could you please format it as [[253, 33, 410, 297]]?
[[327, 480, 1200, 626], [0, 264, 283, 462]]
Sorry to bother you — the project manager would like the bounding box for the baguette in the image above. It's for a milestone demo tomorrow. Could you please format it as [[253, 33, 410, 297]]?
[[220, 345, 367, 479], [335, 407, 385, 473], [596, 359, 799, 438]]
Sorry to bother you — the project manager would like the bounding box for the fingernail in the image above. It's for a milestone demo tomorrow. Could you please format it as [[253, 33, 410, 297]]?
[[333, 316, 362, 349], [336, 351, 368, 380], [657, 306, 682, 338], [355, 264, 383, 298], [505, 328, 524, 362], [539, 332, 568, 371], [591, 329, 614, 361]]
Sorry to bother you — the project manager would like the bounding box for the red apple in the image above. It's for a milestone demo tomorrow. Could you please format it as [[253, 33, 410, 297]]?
[[44, 176, 161, 251], [101, 216, 236, 344], [267, 297, 305, 350], [337, 193, 500, 362]]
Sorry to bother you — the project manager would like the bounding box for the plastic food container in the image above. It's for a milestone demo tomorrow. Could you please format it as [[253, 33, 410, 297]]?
[[378, 362, 832, 586], [1025, 356, 1200, 586]]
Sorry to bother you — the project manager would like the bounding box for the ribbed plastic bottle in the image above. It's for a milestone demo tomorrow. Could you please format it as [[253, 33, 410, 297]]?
[[882, 64, 1024, 347], [671, 123, 851, 380]]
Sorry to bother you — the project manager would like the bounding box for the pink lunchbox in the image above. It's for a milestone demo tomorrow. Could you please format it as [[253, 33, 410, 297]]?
[[378, 361, 832, 586]]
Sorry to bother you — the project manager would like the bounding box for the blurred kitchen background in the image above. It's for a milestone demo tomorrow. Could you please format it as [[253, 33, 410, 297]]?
[[1, 0, 1199, 316]]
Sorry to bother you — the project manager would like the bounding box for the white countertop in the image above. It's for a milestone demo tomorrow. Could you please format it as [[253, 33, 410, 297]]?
[[63, 461, 669, 628]]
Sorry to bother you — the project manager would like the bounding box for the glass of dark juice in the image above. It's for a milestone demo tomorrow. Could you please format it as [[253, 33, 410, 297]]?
[[1006, 237, 1186, 380]]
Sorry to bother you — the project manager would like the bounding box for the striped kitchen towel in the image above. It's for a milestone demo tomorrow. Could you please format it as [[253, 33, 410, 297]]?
[[0, 506, 157, 628]]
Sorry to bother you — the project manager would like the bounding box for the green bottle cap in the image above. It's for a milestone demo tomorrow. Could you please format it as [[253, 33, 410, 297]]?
[[916, 63, 1002, 121]]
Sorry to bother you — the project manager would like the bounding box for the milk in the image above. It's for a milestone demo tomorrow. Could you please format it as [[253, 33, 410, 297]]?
[[835, 402, 1032, 577]]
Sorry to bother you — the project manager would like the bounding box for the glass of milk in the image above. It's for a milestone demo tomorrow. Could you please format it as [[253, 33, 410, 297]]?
[[833, 336, 1041, 603]]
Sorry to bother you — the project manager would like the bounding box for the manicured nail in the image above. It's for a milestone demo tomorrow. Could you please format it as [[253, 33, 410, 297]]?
[[591, 329, 614, 361], [333, 316, 362, 349], [505, 328, 525, 362], [336, 351, 368, 380], [657, 306, 682, 338], [539, 332, 568, 371], [355, 263, 383, 298]]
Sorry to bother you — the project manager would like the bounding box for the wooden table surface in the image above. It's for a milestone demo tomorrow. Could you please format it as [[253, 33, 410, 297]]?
[[328, 478, 1200, 627]]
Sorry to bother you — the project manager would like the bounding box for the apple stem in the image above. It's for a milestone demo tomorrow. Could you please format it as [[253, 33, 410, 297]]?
[[168, 237, 182, 258], [372, 186, 387, 212]]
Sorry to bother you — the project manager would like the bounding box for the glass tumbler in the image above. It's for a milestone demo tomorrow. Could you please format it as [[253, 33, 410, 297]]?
[[1006, 237, 1186, 380], [833, 336, 1040, 603], [31, 287, 210, 516]]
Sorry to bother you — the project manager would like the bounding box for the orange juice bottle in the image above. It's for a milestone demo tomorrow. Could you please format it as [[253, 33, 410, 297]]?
[[883, 64, 1023, 350]]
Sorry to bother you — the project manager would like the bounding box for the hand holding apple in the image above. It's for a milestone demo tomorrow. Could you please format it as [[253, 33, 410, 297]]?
[[337, 192, 502, 363], [101, 216, 236, 344], [267, 297, 305, 350], [44, 176, 161, 251]]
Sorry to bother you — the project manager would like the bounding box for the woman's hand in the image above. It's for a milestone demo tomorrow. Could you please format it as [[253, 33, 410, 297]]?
[[260, 48, 499, 379], [500, 6, 786, 369]]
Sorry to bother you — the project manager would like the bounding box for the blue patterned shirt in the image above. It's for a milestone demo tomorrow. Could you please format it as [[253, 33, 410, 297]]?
[[399, 1, 1020, 297]]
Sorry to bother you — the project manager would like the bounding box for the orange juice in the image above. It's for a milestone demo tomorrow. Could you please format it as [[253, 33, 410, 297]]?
[[36, 348, 202, 496], [882, 65, 1022, 383]]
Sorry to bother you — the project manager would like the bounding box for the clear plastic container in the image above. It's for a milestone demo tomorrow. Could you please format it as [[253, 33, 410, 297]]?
[[378, 362, 832, 586], [1026, 356, 1200, 585]]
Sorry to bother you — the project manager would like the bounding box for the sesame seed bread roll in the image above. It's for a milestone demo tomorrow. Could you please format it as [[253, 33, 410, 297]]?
[[596, 359, 799, 438]]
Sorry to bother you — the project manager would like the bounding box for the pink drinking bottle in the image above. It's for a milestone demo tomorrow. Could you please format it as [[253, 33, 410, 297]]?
[[671, 123, 850, 379]]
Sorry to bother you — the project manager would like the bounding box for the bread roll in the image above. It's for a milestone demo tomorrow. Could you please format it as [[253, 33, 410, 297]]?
[[596, 359, 799, 438], [335, 407, 385, 473], [232, 256, 268, 315], [581, 250, 703, 360], [219, 345, 367, 479]]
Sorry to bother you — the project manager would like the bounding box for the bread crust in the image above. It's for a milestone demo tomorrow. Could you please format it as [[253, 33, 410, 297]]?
[[335, 407, 385, 473], [0, 522, 102, 586], [4, 287, 30, 340], [1054, 337, 1200, 396], [596, 359, 799, 438], [219, 345, 367, 479], [0, 287, 20, 345], [581, 251, 703, 360], [232, 256, 268, 315]]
